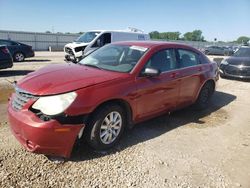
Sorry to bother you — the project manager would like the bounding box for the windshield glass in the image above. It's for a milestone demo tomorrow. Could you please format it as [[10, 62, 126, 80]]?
[[75, 32, 100, 43], [233, 47, 250, 57], [79, 44, 148, 73]]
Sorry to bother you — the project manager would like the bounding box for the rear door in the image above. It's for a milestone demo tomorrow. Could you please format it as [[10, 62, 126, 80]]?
[[176, 49, 203, 108], [135, 48, 181, 119]]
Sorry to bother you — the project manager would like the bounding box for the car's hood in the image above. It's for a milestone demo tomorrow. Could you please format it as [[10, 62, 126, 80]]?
[[64, 42, 89, 49], [17, 63, 127, 95], [226, 57, 250, 66]]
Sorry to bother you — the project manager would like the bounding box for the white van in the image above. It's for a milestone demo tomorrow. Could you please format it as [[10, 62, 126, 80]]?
[[64, 28, 150, 62]]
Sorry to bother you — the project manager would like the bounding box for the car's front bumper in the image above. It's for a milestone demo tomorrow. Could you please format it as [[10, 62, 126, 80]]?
[[8, 102, 84, 158], [219, 64, 250, 79]]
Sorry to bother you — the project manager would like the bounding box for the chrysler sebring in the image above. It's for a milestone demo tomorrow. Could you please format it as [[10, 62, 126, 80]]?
[[8, 41, 218, 158]]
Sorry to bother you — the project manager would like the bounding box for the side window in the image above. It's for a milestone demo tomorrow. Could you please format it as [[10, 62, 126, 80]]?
[[103, 33, 111, 45], [10, 41, 18, 45], [92, 33, 111, 48], [145, 49, 177, 72], [177, 49, 200, 68]]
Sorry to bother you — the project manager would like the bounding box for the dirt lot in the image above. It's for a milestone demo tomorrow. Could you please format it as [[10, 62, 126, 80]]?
[[0, 52, 250, 187]]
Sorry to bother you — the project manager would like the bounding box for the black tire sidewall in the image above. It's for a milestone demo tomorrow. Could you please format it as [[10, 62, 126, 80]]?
[[86, 105, 126, 150], [195, 83, 213, 110]]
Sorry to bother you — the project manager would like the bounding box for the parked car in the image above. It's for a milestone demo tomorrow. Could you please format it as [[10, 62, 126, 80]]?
[[0, 39, 34, 62], [64, 28, 150, 62], [219, 46, 250, 79], [0, 45, 13, 69], [202, 45, 233, 56], [8, 41, 218, 158]]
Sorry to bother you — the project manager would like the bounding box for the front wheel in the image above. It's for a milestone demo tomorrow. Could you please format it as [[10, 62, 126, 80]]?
[[86, 104, 126, 150]]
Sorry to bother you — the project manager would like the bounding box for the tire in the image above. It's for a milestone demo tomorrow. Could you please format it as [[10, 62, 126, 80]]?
[[86, 104, 126, 150], [194, 82, 214, 110], [14, 52, 25, 62]]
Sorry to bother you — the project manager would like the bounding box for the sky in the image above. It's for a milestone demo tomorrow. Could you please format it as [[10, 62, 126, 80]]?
[[0, 0, 249, 41]]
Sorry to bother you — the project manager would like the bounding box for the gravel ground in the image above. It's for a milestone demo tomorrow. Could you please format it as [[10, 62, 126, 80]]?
[[0, 52, 250, 187]]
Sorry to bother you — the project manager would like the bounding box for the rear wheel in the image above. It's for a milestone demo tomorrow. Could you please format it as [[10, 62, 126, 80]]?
[[86, 104, 126, 150], [14, 52, 25, 62], [194, 82, 214, 110]]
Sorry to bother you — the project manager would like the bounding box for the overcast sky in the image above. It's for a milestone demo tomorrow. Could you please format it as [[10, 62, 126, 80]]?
[[0, 0, 249, 41]]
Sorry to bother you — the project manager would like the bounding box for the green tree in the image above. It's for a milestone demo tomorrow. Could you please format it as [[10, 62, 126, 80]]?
[[150, 31, 181, 40], [149, 31, 160, 39], [183, 30, 204, 41], [159, 32, 181, 40], [236, 36, 250, 44]]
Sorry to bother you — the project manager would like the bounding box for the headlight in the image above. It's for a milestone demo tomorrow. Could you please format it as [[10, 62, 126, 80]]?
[[221, 59, 229, 65], [32, 92, 77, 116]]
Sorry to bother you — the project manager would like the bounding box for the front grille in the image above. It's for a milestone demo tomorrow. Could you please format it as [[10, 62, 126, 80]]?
[[12, 88, 36, 111]]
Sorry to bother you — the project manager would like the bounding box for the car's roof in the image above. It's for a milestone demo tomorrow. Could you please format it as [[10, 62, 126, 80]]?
[[112, 40, 195, 49]]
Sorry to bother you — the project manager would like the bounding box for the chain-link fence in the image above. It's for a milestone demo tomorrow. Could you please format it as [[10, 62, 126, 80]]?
[[0, 30, 80, 51]]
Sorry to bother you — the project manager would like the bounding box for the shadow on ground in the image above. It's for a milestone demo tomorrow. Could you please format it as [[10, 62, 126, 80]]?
[[69, 91, 236, 162], [0, 70, 33, 77], [21, 59, 51, 62]]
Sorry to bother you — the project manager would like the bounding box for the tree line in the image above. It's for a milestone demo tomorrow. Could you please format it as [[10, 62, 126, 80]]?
[[149, 30, 250, 44], [45, 29, 249, 44]]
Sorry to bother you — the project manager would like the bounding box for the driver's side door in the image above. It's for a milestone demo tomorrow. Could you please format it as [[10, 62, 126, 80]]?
[[134, 48, 181, 120]]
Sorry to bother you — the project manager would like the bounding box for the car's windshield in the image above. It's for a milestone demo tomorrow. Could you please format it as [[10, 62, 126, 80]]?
[[79, 44, 148, 73], [233, 47, 250, 57], [75, 32, 100, 43]]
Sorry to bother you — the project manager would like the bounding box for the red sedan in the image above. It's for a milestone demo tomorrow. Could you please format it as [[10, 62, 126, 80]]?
[[8, 41, 218, 158]]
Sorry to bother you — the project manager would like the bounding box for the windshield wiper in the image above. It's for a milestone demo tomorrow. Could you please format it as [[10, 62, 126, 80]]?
[[83, 64, 102, 70]]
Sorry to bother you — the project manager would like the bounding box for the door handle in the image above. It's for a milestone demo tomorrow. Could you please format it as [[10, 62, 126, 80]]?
[[198, 67, 202, 71]]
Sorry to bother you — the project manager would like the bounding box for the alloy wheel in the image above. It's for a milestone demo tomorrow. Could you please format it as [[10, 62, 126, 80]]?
[[15, 53, 24, 61], [99, 111, 122, 144]]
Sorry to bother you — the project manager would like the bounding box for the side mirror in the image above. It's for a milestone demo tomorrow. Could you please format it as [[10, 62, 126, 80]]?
[[96, 39, 101, 47], [141, 68, 161, 77]]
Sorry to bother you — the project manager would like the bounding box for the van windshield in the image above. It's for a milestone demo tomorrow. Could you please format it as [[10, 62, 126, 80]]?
[[233, 47, 250, 57], [79, 44, 148, 73], [75, 32, 100, 43]]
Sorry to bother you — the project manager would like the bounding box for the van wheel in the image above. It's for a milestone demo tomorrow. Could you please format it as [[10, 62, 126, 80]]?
[[14, 52, 25, 62], [86, 104, 125, 150], [194, 82, 214, 110]]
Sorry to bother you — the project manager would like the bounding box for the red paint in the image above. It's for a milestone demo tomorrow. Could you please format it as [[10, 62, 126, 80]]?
[[8, 41, 218, 158]]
